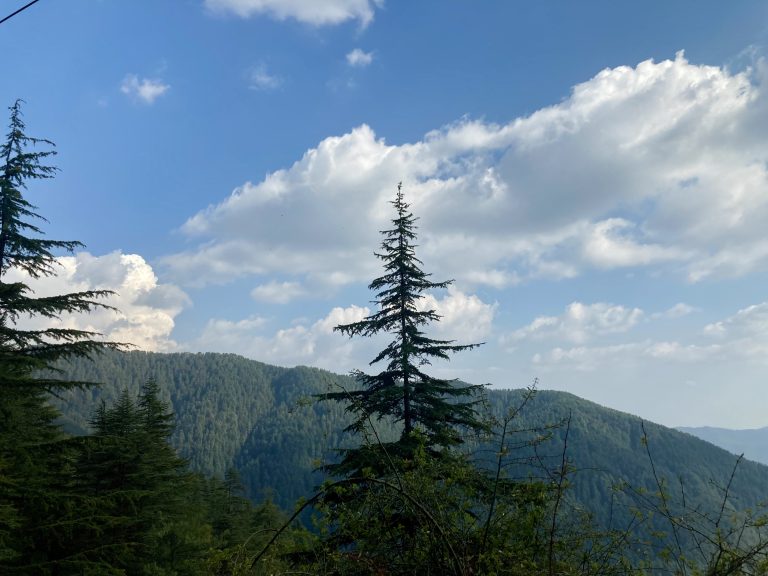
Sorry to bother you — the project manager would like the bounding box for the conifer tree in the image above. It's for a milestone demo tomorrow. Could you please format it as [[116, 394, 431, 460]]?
[[0, 100, 120, 572], [0, 100, 118, 383], [74, 383, 194, 573], [325, 183, 486, 472]]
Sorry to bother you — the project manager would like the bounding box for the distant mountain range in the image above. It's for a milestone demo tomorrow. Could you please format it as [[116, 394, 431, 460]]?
[[678, 425, 768, 466], [48, 351, 768, 539]]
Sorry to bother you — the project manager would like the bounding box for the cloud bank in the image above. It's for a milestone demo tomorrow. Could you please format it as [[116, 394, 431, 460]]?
[[502, 299, 768, 427], [165, 54, 768, 296], [7, 252, 189, 352], [507, 302, 644, 344], [185, 287, 495, 372]]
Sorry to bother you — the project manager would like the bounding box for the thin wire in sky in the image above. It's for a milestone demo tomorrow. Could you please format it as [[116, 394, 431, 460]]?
[[0, 0, 42, 26]]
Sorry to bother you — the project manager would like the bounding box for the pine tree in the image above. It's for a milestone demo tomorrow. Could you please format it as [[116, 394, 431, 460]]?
[[74, 383, 195, 573], [0, 100, 118, 383], [325, 183, 486, 473], [0, 100, 120, 573]]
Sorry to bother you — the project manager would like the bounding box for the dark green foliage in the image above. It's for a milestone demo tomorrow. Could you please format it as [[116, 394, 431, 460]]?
[[485, 390, 768, 531], [51, 350, 768, 543], [0, 100, 119, 382], [322, 184, 485, 473], [71, 382, 194, 573], [47, 352, 768, 573], [58, 381, 308, 575], [0, 100, 120, 573], [48, 351, 378, 509], [0, 386, 75, 570], [299, 446, 555, 575]]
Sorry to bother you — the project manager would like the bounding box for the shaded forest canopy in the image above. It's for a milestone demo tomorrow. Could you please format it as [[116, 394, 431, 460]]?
[[50, 350, 768, 526]]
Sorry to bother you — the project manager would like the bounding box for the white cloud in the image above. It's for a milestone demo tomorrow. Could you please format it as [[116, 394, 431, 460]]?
[[204, 0, 383, 27], [186, 304, 371, 370], [687, 239, 768, 283], [524, 300, 768, 377], [703, 303, 768, 364], [582, 218, 690, 268], [186, 287, 494, 370], [506, 301, 644, 345], [120, 74, 170, 104], [704, 302, 768, 341], [532, 339, 722, 372], [6, 252, 189, 352], [418, 288, 497, 342], [165, 53, 768, 293], [251, 280, 305, 303], [503, 297, 768, 429], [651, 302, 697, 320], [346, 48, 374, 67], [247, 63, 283, 91], [462, 269, 519, 289]]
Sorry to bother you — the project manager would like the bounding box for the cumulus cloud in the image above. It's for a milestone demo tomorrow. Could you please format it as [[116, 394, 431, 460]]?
[[6, 252, 189, 352], [506, 302, 644, 345], [204, 0, 383, 27], [704, 302, 768, 341], [582, 219, 690, 268], [523, 299, 768, 375], [507, 301, 768, 427], [346, 48, 373, 67], [186, 286, 495, 370], [418, 288, 497, 342], [120, 74, 170, 104], [247, 63, 283, 91], [700, 302, 768, 364], [185, 304, 371, 370], [532, 339, 723, 372], [165, 53, 768, 293]]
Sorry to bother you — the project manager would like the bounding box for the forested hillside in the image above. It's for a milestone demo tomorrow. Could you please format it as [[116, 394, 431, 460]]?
[[53, 352, 347, 479], [50, 350, 768, 527]]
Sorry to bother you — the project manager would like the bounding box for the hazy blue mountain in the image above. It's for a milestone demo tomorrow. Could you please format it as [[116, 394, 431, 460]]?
[[677, 425, 768, 466]]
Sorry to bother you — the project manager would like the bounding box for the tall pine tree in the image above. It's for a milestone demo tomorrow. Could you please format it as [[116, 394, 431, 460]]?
[[0, 100, 120, 573], [0, 100, 117, 382], [325, 183, 486, 473]]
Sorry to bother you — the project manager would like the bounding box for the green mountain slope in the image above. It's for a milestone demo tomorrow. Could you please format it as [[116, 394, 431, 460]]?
[[49, 351, 768, 529], [484, 390, 768, 534]]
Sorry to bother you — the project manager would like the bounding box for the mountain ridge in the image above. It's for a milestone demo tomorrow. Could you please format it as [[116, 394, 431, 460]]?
[[49, 350, 768, 533]]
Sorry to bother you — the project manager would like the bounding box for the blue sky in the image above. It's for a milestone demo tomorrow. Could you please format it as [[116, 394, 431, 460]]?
[[3, 0, 768, 428]]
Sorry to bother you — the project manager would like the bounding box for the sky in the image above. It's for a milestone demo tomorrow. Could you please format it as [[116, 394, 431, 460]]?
[[2, 0, 768, 429]]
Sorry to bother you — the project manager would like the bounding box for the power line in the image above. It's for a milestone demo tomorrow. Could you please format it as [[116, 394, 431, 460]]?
[[0, 0, 42, 26]]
